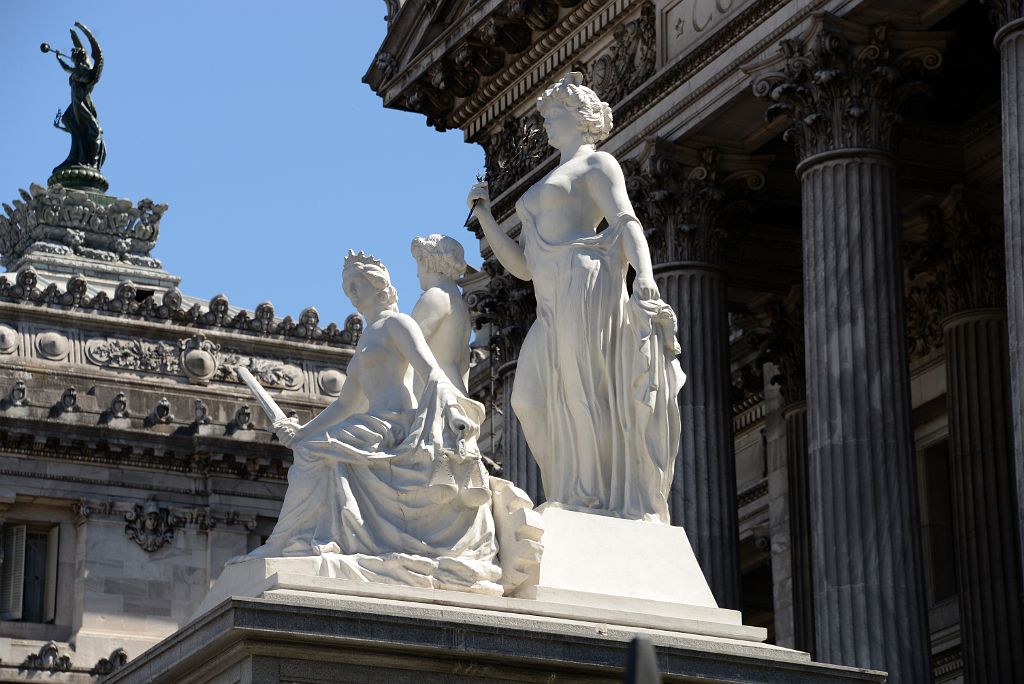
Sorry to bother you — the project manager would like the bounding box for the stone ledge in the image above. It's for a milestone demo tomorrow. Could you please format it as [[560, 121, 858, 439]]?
[[107, 595, 886, 683]]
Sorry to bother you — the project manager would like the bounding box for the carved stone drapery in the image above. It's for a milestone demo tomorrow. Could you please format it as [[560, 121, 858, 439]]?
[[623, 142, 766, 266], [748, 14, 947, 165]]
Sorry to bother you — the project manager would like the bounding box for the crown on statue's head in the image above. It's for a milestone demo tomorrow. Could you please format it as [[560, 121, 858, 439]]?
[[344, 249, 387, 273]]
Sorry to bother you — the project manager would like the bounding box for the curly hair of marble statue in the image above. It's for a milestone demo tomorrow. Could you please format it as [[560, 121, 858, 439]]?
[[537, 72, 614, 144], [411, 234, 467, 282], [342, 251, 399, 309]]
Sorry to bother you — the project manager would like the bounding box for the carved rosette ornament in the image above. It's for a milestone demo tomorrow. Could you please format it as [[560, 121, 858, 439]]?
[[124, 500, 177, 552], [622, 141, 766, 266], [0, 324, 18, 354], [748, 14, 948, 166]]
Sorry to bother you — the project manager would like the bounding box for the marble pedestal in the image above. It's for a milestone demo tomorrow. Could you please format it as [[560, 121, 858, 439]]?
[[110, 509, 886, 683], [110, 585, 884, 683]]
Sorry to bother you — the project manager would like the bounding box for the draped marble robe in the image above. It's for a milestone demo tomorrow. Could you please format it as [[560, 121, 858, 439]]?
[[510, 209, 686, 523]]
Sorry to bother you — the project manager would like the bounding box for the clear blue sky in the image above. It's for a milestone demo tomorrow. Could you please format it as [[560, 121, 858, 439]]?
[[0, 2, 484, 326]]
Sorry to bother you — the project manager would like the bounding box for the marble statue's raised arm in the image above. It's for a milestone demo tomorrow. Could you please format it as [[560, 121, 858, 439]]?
[[467, 183, 531, 281]]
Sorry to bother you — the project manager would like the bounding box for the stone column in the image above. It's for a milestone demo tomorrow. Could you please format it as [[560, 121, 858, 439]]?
[[749, 15, 947, 681], [626, 144, 766, 609], [906, 187, 1024, 681], [655, 262, 738, 608], [755, 290, 815, 655], [987, 0, 1024, 612]]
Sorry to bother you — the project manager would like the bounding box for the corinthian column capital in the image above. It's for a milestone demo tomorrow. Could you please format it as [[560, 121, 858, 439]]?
[[904, 185, 1006, 329], [746, 13, 950, 166], [622, 139, 769, 265]]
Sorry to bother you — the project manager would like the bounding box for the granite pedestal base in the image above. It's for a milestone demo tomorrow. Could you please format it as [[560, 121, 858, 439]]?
[[110, 568, 885, 683]]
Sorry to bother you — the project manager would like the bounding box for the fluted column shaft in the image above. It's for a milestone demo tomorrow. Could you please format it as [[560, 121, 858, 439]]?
[[656, 263, 740, 609], [996, 17, 1024, 602], [801, 153, 931, 681], [783, 401, 815, 656], [944, 309, 1024, 682], [499, 360, 543, 504]]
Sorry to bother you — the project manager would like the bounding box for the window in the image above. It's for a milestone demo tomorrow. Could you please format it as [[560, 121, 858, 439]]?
[[0, 524, 58, 622]]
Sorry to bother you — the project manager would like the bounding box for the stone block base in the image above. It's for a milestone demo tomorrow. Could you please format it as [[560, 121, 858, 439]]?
[[107, 591, 885, 683]]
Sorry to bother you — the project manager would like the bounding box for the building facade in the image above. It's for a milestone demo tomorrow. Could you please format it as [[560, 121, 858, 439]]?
[[0, 182, 360, 680], [365, 0, 1024, 682]]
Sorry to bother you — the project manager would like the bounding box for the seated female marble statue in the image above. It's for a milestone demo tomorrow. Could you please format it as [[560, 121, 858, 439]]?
[[467, 73, 685, 524], [239, 251, 502, 595]]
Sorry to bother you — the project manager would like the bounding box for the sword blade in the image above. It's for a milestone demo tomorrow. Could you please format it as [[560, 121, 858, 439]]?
[[235, 366, 287, 423]]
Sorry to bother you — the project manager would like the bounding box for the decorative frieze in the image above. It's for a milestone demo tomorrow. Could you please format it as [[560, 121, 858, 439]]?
[[0, 269, 362, 348], [86, 337, 180, 374], [748, 14, 948, 165], [581, 2, 656, 106]]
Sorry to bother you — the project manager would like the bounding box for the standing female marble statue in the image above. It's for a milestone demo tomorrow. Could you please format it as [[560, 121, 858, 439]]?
[[468, 73, 685, 523], [241, 251, 502, 595], [410, 234, 471, 394]]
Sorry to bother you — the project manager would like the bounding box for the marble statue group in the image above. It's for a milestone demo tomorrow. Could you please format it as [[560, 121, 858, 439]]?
[[236, 73, 687, 598]]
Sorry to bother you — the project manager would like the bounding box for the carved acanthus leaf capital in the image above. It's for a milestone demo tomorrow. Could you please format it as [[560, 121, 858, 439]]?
[[982, 1, 1024, 33], [903, 186, 1005, 356], [746, 13, 950, 163], [466, 259, 537, 360], [623, 140, 768, 265]]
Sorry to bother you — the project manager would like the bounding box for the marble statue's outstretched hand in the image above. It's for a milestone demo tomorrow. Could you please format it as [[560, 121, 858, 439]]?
[[467, 181, 491, 214], [634, 273, 660, 301], [272, 417, 303, 448]]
